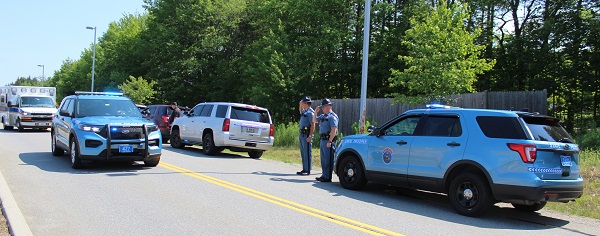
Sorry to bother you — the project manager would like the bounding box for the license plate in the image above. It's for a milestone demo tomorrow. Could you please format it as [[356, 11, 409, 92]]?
[[561, 155, 572, 167], [243, 127, 258, 133], [119, 145, 134, 153]]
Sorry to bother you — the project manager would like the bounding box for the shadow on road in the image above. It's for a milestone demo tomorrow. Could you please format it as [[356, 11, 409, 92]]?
[[302, 180, 591, 233], [163, 146, 260, 160], [18, 152, 156, 175]]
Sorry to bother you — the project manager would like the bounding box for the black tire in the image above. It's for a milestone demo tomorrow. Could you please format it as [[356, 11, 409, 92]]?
[[202, 133, 218, 156], [144, 156, 161, 167], [170, 128, 184, 148], [512, 202, 547, 212], [248, 150, 263, 159], [448, 172, 493, 217], [17, 119, 23, 132], [338, 155, 367, 190], [70, 139, 83, 169], [51, 131, 64, 156], [2, 123, 13, 130]]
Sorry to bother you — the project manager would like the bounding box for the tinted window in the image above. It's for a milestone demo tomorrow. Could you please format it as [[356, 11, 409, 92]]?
[[383, 116, 421, 136], [422, 116, 461, 137], [192, 105, 204, 117], [522, 116, 574, 142], [148, 106, 157, 116], [59, 98, 71, 111], [476, 116, 527, 139], [200, 105, 213, 117], [230, 107, 270, 123], [65, 99, 75, 116], [216, 105, 228, 118], [76, 99, 141, 118], [159, 106, 173, 116]]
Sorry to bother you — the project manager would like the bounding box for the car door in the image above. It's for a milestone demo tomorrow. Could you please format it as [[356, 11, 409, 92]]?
[[366, 114, 423, 186], [55, 98, 74, 147], [407, 113, 467, 191], [197, 104, 213, 138], [186, 105, 205, 142]]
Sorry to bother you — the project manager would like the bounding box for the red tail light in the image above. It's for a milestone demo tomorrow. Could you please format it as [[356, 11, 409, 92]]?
[[269, 124, 274, 136], [222, 118, 230, 131], [508, 143, 537, 164], [162, 115, 169, 123]]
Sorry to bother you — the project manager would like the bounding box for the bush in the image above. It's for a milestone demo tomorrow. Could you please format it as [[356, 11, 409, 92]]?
[[273, 122, 300, 147], [576, 129, 600, 150], [350, 117, 378, 135]]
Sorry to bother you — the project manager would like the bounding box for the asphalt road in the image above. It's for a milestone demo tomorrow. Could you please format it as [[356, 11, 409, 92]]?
[[0, 129, 599, 236]]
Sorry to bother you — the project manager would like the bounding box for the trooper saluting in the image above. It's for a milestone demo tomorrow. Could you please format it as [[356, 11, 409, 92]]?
[[313, 98, 338, 182], [297, 96, 315, 175]]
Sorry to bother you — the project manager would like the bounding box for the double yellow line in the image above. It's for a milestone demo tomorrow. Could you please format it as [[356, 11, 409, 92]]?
[[159, 162, 403, 236]]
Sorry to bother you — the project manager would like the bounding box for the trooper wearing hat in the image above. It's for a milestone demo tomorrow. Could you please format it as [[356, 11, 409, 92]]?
[[297, 96, 315, 175], [168, 102, 181, 125], [313, 98, 338, 182]]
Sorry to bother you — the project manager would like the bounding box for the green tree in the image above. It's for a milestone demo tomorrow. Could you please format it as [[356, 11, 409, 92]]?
[[389, 1, 495, 105], [8, 76, 42, 86], [118, 76, 157, 105]]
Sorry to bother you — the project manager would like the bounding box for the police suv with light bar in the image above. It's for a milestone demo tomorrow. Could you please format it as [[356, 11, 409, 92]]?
[[51, 92, 162, 168], [334, 106, 583, 217]]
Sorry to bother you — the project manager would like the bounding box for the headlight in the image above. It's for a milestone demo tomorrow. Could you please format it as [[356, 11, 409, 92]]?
[[78, 124, 103, 133], [146, 125, 159, 133]]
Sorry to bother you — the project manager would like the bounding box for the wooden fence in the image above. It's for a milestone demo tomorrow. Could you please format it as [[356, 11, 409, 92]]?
[[325, 90, 547, 135]]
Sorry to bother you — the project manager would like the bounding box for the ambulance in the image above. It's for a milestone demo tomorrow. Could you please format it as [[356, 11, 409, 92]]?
[[0, 86, 58, 131]]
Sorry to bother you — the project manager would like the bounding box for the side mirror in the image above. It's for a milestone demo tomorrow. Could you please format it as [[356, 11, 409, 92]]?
[[59, 110, 70, 117], [372, 128, 382, 137], [7, 101, 12, 107], [367, 125, 375, 133]]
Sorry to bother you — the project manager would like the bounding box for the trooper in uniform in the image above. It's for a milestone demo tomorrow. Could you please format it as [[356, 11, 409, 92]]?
[[313, 98, 338, 182], [297, 96, 315, 175]]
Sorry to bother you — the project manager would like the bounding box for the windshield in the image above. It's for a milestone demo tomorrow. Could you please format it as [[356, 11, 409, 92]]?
[[20, 97, 55, 108], [522, 116, 574, 143], [77, 99, 142, 118]]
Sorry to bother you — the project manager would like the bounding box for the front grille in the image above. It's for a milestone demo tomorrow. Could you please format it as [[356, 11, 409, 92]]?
[[31, 113, 52, 116], [98, 126, 144, 139]]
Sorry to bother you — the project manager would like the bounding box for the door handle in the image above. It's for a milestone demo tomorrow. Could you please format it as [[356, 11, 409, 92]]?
[[396, 140, 407, 145], [447, 141, 461, 147]]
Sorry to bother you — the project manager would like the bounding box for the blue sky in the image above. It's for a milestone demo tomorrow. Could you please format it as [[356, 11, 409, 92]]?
[[0, 0, 146, 86]]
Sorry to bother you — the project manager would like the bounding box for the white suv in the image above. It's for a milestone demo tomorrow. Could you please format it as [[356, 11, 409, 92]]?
[[170, 102, 274, 158]]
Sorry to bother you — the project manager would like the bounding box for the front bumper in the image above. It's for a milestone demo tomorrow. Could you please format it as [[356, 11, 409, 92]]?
[[20, 120, 53, 128], [76, 124, 162, 161]]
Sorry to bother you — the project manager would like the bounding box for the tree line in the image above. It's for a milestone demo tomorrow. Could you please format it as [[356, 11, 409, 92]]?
[[12, 0, 599, 131]]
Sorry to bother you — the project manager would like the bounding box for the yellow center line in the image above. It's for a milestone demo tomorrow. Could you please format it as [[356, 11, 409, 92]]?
[[158, 162, 404, 236]]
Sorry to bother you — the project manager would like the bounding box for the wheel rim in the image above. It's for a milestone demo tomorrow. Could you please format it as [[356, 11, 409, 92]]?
[[455, 181, 479, 208], [70, 142, 76, 164], [343, 161, 357, 184], [172, 133, 181, 146], [204, 136, 212, 151]]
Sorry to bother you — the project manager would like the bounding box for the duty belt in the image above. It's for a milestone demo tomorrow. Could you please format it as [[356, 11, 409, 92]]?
[[300, 127, 310, 135], [320, 133, 337, 141]]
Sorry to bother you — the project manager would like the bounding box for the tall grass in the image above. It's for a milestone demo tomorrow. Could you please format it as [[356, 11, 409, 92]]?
[[546, 149, 600, 219]]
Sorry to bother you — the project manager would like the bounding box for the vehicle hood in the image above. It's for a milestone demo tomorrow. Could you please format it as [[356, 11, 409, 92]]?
[[21, 107, 57, 114], [73, 116, 153, 126]]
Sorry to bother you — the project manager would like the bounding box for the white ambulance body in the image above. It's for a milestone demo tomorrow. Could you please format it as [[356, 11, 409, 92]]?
[[0, 86, 58, 131]]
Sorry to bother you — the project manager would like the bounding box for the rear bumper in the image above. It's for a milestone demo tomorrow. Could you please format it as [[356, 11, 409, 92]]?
[[217, 133, 273, 151], [492, 182, 583, 203]]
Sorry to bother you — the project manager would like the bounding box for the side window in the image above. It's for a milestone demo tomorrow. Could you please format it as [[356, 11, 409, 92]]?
[[0, 94, 4, 103], [422, 116, 462, 137], [65, 99, 75, 116], [215, 105, 228, 118], [192, 105, 205, 117], [476, 116, 527, 139], [59, 99, 71, 113], [200, 105, 213, 117], [383, 116, 422, 136], [148, 107, 157, 116]]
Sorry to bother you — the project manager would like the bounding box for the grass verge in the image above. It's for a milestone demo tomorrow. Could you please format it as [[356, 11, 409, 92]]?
[[545, 150, 600, 219], [263, 147, 600, 220]]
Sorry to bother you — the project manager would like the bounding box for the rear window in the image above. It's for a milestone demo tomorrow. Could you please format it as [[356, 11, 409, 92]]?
[[216, 105, 228, 118], [230, 107, 270, 123], [476, 116, 527, 139], [521, 116, 574, 142]]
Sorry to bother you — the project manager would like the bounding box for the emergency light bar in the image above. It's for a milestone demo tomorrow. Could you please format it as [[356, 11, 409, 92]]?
[[75, 91, 124, 96]]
